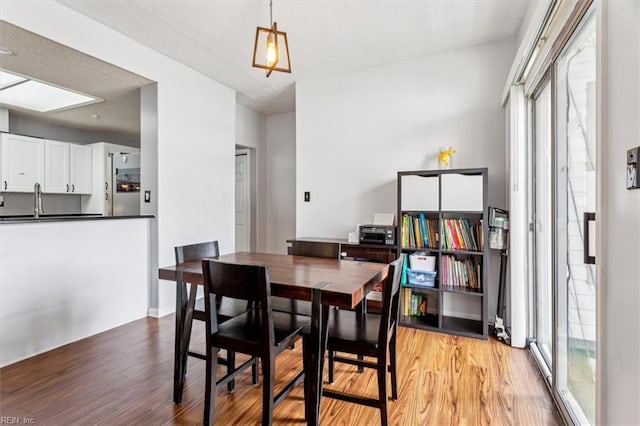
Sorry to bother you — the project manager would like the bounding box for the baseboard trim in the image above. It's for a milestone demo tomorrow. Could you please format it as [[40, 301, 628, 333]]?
[[147, 306, 175, 318]]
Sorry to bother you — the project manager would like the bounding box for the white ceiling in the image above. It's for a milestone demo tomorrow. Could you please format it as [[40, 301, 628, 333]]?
[[59, 0, 531, 115]]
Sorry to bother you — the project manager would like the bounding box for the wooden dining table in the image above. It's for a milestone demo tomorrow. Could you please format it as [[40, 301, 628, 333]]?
[[158, 252, 387, 426]]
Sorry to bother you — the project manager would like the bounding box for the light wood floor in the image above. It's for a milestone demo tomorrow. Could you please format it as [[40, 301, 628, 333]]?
[[0, 315, 560, 425]]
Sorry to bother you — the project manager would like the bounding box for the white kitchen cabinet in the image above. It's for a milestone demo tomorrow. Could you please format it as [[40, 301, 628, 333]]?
[[70, 144, 92, 194], [44, 140, 70, 193], [44, 140, 92, 194], [0, 133, 45, 193]]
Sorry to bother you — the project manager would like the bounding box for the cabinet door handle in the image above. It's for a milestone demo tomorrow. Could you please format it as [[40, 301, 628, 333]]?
[[105, 193, 108, 200], [71, 184, 75, 193], [105, 182, 108, 190], [66, 184, 69, 192], [3, 181, 6, 190]]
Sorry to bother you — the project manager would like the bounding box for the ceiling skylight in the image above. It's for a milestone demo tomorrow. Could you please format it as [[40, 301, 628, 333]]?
[[0, 69, 100, 113], [0, 70, 26, 89]]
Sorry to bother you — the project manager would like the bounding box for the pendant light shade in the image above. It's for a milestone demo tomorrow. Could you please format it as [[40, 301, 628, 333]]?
[[252, 1, 291, 77]]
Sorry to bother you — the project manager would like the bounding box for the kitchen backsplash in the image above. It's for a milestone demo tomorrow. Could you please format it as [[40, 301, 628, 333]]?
[[0, 193, 81, 216]]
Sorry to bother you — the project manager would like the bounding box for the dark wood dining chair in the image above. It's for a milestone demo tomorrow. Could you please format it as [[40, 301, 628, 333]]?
[[202, 260, 308, 425], [175, 241, 257, 394], [319, 257, 403, 426], [272, 240, 341, 317]]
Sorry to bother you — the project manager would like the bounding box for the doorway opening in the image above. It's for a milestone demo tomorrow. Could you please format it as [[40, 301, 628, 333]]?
[[235, 147, 256, 252]]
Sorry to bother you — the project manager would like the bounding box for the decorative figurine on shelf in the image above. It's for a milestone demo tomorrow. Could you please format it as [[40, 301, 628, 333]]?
[[438, 146, 456, 169]]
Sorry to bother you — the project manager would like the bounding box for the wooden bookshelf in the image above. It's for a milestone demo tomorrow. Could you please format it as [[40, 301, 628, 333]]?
[[397, 168, 489, 339]]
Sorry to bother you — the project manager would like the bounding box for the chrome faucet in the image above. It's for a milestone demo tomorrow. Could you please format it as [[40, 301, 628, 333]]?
[[34, 182, 43, 219]]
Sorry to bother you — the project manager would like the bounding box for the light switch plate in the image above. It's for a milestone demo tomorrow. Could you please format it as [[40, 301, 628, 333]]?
[[627, 146, 639, 190], [144, 190, 151, 202]]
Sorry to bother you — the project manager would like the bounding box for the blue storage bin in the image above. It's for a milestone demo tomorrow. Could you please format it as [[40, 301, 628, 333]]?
[[406, 268, 437, 287]]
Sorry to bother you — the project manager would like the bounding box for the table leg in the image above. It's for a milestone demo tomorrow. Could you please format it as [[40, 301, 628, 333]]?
[[173, 277, 188, 404], [306, 287, 329, 426]]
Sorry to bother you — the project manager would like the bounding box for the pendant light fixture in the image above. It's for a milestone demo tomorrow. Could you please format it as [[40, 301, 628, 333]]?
[[252, 0, 291, 77]]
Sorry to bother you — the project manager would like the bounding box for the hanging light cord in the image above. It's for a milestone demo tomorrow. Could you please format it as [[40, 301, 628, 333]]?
[[270, 0, 273, 26]]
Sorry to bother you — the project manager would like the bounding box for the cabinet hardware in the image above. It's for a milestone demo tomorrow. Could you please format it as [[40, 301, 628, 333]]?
[[66, 184, 69, 192], [105, 193, 108, 200], [71, 184, 75, 193], [3, 181, 6, 190]]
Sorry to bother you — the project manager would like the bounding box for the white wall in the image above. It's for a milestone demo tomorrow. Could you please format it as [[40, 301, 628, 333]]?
[[140, 84, 159, 309], [236, 104, 264, 150], [0, 108, 8, 132], [1, 1, 236, 316], [296, 39, 513, 238], [296, 40, 515, 318], [234, 106, 295, 254], [0, 218, 150, 366], [9, 113, 139, 147], [599, 1, 640, 424], [261, 112, 296, 254]]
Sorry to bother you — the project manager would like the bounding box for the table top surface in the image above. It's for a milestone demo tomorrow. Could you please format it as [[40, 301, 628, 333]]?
[[159, 252, 387, 309]]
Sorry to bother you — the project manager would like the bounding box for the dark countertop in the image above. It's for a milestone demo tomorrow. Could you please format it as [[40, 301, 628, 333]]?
[[0, 214, 155, 224]]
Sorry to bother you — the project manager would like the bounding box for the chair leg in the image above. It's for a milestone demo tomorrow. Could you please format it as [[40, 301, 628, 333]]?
[[328, 350, 335, 384], [203, 346, 218, 426], [377, 358, 389, 426], [261, 354, 275, 426], [389, 331, 398, 400], [227, 351, 235, 393], [251, 357, 259, 385], [302, 336, 311, 422], [355, 302, 365, 373]]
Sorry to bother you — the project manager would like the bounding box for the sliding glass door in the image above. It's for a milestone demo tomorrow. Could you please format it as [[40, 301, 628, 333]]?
[[555, 9, 596, 424], [530, 5, 596, 425]]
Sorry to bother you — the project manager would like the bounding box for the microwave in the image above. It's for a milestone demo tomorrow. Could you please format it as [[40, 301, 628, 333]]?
[[359, 225, 396, 246]]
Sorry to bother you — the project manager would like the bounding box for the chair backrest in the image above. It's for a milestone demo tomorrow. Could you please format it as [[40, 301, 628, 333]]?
[[292, 240, 340, 259], [202, 260, 274, 344], [175, 240, 219, 264], [378, 257, 404, 349]]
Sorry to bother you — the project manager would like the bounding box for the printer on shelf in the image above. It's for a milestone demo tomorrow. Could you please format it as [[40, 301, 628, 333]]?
[[359, 225, 396, 246]]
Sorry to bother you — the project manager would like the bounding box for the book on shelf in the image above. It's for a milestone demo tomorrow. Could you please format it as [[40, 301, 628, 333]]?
[[440, 218, 482, 251], [401, 214, 439, 249], [402, 288, 411, 316], [418, 213, 428, 248], [403, 290, 429, 317], [401, 253, 409, 286], [441, 255, 482, 290]]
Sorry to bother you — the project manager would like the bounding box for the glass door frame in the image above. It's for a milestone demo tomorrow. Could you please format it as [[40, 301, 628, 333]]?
[[529, 70, 555, 376], [525, 2, 596, 425]]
